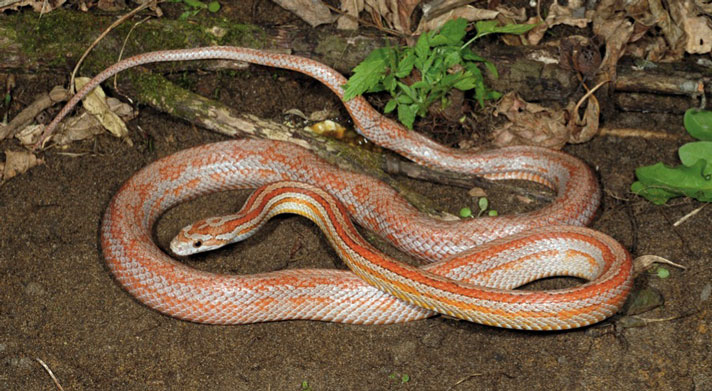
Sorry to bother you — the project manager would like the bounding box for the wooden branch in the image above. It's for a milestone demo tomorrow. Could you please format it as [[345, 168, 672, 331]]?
[[122, 70, 555, 213]]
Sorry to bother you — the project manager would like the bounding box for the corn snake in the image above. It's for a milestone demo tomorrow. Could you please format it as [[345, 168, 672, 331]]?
[[42, 47, 633, 329]]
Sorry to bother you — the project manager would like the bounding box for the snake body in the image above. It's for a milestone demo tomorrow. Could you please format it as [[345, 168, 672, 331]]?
[[44, 47, 633, 329]]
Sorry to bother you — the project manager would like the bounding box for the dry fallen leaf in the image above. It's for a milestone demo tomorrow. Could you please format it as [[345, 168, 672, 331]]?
[[492, 91, 602, 149], [337, 0, 363, 30], [14, 87, 136, 147], [528, 0, 593, 45], [0, 0, 65, 13], [670, 0, 712, 54], [2, 150, 43, 182], [566, 93, 601, 144], [273, 0, 334, 27], [75, 77, 130, 139], [492, 92, 570, 149]]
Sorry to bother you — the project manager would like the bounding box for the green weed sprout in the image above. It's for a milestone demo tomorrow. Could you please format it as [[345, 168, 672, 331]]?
[[168, 0, 220, 20], [343, 18, 535, 129], [631, 109, 712, 204], [459, 197, 497, 218]]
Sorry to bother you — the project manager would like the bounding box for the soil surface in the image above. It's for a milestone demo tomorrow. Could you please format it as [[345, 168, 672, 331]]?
[[1, 3, 711, 391]]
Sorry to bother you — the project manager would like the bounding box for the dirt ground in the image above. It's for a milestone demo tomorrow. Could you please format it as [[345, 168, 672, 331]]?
[[2, 3, 712, 391]]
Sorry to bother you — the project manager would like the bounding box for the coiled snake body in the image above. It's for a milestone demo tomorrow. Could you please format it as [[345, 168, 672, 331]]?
[[43, 47, 632, 330]]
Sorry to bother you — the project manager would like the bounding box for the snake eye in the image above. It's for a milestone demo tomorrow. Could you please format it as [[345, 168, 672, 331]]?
[[193, 240, 202, 248]]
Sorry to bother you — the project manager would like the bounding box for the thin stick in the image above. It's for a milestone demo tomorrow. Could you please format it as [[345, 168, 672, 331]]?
[[35, 358, 65, 391], [573, 78, 610, 115], [673, 204, 707, 227], [114, 15, 153, 93], [69, 1, 156, 94]]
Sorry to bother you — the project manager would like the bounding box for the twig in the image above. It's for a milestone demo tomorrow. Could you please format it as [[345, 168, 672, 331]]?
[[114, 15, 153, 93], [633, 254, 687, 276], [384, 155, 555, 202], [599, 127, 679, 140], [573, 78, 609, 115], [673, 204, 707, 227], [69, 1, 157, 94], [447, 373, 484, 391], [35, 358, 65, 391]]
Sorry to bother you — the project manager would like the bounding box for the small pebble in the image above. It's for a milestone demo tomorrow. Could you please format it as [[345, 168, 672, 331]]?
[[701, 283, 711, 302], [391, 341, 417, 365], [24, 282, 45, 297], [420, 331, 444, 348]]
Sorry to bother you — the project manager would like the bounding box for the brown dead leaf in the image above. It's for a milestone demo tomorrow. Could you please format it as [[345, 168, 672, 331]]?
[[396, 0, 420, 33], [669, 0, 712, 54], [2, 150, 43, 182], [492, 91, 601, 148], [492, 92, 570, 149], [648, 0, 686, 59], [528, 0, 593, 45], [337, 0, 363, 30], [0, 0, 65, 13], [273, 0, 334, 27], [566, 94, 600, 144], [14, 90, 136, 147], [75, 77, 130, 139], [97, 0, 126, 12], [592, 6, 633, 83]]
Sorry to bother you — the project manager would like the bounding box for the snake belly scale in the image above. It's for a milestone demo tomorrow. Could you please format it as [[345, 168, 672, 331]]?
[[43, 47, 633, 330]]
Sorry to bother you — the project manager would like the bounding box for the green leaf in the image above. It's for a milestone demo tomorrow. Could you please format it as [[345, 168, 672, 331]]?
[[383, 98, 398, 113], [384, 98, 397, 113], [182, 0, 207, 8], [491, 23, 537, 35], [483, 60, 498, 78], [678, 141, 712, 178], [396, 52, 416, 78], [415, 33, 430, 59], [396, 93, 413, 104], [453, 75, 476, 91], [397, 82, 417, 101], [474, 20, 499, 35], [684, 109, 712, 141], [485, 90, 502, 100], [207, 1, 220, 12], [630, 181, 679, 205], [398, 103, 417, 129], [382, 74, 396, 93], [459, 207, 472, 218], [437, 18, 467, 45], [443, 50, 461, 68], [478, 197, 489, 211], [410, 80, 429, 90], [343, 48, 389, 101], [631, 159, 712, 204], [655, 267, 670, 279], [462, 51, 487, 62]]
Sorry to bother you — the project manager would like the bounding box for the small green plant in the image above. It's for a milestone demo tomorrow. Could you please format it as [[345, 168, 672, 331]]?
[[301, 380, 312, 391], [168, 0, 221, 19], [343, 18, 535, 129], [459, 197, 498, 218], [654, 266, 670, 279], [388, 372, 410, 384], [631, 108, 712, 204]]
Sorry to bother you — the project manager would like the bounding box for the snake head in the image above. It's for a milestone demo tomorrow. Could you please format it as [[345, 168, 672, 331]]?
[[169, 217, 231, 256]]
